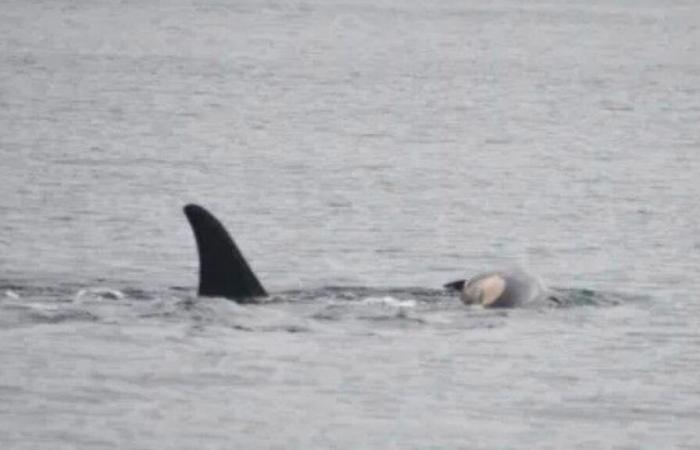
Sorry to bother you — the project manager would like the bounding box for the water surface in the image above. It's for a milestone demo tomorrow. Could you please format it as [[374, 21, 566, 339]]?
[[1, 0, 699, 448]]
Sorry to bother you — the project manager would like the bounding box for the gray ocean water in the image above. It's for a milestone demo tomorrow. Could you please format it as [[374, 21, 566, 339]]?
[[1, 0, 700, 448]]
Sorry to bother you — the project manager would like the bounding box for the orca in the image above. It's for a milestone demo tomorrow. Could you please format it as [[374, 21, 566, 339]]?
[[444, 270, 559, 308], [184, 203, 557, 307], [183, 204, 267, 302]]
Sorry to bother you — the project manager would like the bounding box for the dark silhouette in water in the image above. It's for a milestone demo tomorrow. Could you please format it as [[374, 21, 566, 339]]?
[[184, 203, 559, 307], [183, 204, 267, 302]]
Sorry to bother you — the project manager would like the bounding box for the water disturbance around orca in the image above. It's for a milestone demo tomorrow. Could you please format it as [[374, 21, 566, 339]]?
[[183, 204, 267, 301], [182, 204, 605, 309]]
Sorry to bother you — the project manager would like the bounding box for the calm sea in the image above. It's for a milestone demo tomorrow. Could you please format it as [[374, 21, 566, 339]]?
[[1, 0, 699, 448]]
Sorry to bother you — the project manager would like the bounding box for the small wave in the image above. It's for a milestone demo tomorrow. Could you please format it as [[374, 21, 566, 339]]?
[[552, 288, 631, 307], [361, 296, 417, 309], [4, 290, 20, 300], [359, 310, 427, 324], [257, 324, 311, 333], [121, 288, 154, 301], [359, 296, 421, 323], [0, 300, 100, 326], [26, 309, 100, 324], [279, 286, 452, 304], [74, 287, 125, 302]]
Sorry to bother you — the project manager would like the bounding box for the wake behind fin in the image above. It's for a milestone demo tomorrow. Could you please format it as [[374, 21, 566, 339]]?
[[183, 204, 267, 301]]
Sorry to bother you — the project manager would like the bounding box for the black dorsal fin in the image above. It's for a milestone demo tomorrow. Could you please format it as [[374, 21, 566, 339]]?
[[183, 204, 267, 301]]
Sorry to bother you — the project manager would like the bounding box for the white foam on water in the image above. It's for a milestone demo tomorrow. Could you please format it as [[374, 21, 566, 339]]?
[[74, 287, 126, 302], [361, 296, 417, 309], [4, 290, 20, 300]]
